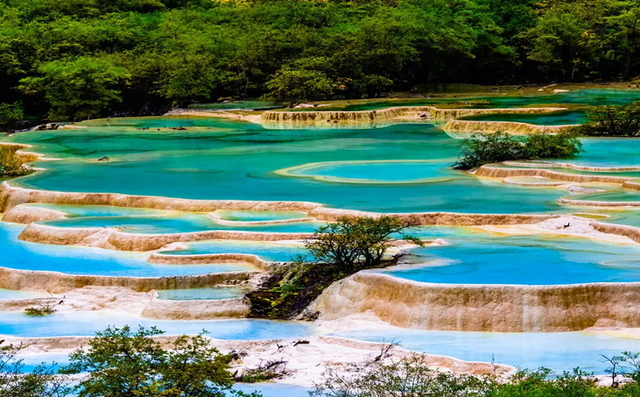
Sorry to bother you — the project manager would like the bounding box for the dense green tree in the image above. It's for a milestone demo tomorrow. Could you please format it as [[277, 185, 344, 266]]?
[[0, 102, 23, 130], [2, 0, 640, 118], [61, 326, 255, 397], [573, 101, 640, 136], [0, 341, 69, 397], [19, 57, 129, 120], [454, 131, 583, 169]]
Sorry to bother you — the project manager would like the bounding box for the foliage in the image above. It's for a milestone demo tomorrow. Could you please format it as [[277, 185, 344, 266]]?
[[312, 353, 640, 397], [312, 352, 494, 397], [24, 300, 57, 316], [0, 145, 34, 177], [3, 0, 640, 119], [265, 67, 334, 106], [60, 325, 256, 397], [0, 102, 23, 131], [0, 341, 70, 397], [454, 131, 583, 170], [19, 57, 129, 121], [247, 216, 422, 319], [572, 101, 640, 136], [305, 216, 423, 273], [236, 359, 290, 383]]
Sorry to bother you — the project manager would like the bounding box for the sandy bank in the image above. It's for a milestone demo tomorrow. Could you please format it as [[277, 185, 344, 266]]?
[[443, 120, 573, 135], [307, 272, 640, 332], [479, 215, 638, 245], [141, 295, 250, 320], [0, 266, 255, 294], [5, 334, 512, 386], [1, 182, 558, 229], [260, 106, 566, 126], [16, 222, 312, 251], [475, 165, 635, 184], [147, 252, 278, 271]]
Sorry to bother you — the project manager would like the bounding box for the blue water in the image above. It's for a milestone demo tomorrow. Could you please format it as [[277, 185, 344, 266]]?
[[289, 161, 457, 184], [336, 329, 640, 374], [0, 312, 315, 339], [41, 214, 321, 234], [0, 289, 48, 299], [24, 204, 321, 234], [384, 228, 640, 285], [341, 89, 640, 111], [156, 287, 249, 300], [572, 138, 640, 167], [215, 210, 308, 222], [0, 222, 255, 277], [5, 122, 568, 214], [159, 240, 306, 262], [461, 110, 586, 125]]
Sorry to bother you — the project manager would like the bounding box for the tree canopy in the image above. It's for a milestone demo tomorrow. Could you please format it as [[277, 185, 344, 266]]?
[[2, 0, 640, 121]]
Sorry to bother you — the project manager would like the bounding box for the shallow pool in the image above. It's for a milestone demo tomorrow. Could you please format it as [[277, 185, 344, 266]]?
[[335, 328, 640, 374], [0, 222, 256, 277], [0, 311, 316, 339], [156, 287, 249, 300], [384, 227, 640, 285], [0, 289, 48, 299], [461, 110, 586, 125], [3, 121, 568, 214], [159, 240, 306, 262]]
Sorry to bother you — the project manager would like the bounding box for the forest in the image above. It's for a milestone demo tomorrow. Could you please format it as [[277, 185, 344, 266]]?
[[1, 0, 640, 121]]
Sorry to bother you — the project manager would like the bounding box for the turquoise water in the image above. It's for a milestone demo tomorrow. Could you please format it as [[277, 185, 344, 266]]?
[[288, 161, 457, 184], [215, 210, 308, 222], [571, 138, 640, 167], [156, 287, 249, 300], [25, 203, 169, 218], [0, 222, 255, 277], [341, 89, 640, 111], [188, 100, 281, 110], [335, 329, 640, 374], [572, 188, 640, 203], [159, 240, 306, 262], [461, 110, 586, 125], [384, 228, 640, 285], [41, 213, 321, 234], [4, 121, 569, 214], [0, 311, 315, 339], [0, 289, 47, 299], [233, 384, 311, 397]]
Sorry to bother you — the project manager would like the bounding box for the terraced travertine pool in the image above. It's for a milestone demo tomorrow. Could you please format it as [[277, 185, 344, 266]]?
[[6, 88, 640, 391]]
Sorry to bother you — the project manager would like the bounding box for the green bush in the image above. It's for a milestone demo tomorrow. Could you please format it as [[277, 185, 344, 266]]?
[[61, 326, 257, 397], [247, 216, 423, 319], [573, 101, 640, 136], [0, 145, 34, 177], [453, 132, 583, 170], [0, 102, 24, 131]]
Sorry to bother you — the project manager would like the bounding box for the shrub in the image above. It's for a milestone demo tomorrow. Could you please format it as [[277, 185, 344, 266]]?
[[0, 145, 35, 177], [60, 326, 256, 397], [312, 353, 496, 397], [0, 341, 70, 397], [304, 216, 423, 272], [24, 300, 57, 316], [573, 101, 640, 136], [0, 102, 24, 131], [453, 131, 583, 170], [247, 216, 423, 319]]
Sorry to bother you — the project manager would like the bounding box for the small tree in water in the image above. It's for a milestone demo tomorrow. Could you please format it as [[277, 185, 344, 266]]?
[[304, 216, 423, 272], [247, 216, 422, 319], [573, 101, 640, 136]]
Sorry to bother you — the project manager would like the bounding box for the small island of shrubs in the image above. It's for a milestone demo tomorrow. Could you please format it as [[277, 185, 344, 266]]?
[[453, 131, 583, 170]]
